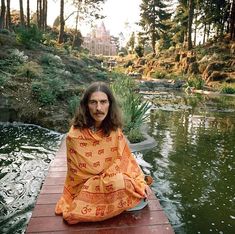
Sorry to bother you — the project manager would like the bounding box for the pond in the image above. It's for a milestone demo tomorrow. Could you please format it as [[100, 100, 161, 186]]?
[[0, 123, 62, 234], [139, 92, 235, 234]]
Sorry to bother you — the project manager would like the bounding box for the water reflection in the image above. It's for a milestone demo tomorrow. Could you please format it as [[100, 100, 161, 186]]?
[[142, 92, 235, 233], [0, 123, 62, 234]]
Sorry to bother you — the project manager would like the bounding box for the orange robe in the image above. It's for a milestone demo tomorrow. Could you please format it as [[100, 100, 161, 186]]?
[[55, 126, 147, 224]]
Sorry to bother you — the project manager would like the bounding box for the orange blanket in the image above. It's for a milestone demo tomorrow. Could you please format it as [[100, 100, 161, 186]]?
[[55, 126, 147, 224]]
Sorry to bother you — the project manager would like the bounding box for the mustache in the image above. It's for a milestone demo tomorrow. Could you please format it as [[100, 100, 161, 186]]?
[[94, 111, 105, 115]]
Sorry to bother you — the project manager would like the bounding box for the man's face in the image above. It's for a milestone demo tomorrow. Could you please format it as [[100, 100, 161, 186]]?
[[88, 91, 110, 128]]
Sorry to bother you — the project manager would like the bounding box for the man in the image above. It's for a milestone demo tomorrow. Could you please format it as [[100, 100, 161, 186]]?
[[55, 82, 152, 224]]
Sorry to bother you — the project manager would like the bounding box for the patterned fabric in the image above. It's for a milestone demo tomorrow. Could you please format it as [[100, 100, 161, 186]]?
[[55, 126, 147, 224]]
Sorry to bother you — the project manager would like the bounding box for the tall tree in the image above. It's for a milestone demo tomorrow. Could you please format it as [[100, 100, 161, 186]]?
[[230, 0, 235, 40], [139, 0, 171, 55], [0, 0, 6, 29], [27, 0, 30, 27], [187, 0, 194, 49], [58, 0, 65, 43], [19, 0, 24, 26], [6, 0, 11, 29]]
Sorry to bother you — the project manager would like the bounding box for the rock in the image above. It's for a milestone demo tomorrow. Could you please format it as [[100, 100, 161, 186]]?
[[206, 71, 228, 83], [188, 62, 199, 74], [202, 62, 225, 81]]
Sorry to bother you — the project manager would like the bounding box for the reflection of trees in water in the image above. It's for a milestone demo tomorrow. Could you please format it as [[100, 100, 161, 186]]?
[[146, 96, 235, 233]]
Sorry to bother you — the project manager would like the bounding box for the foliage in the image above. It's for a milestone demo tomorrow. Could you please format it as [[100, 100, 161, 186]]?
[[31, 82, 56, 106], [68, 95, 80, 116], [135, 45, 144, 57], [111, 74, 151, 141], [0, 74, 8, 86], [152, 71, 167, 79], [15, 24, 43, 48], [126, 128, 145, 144], [139, 0, 171, 54], [40, 53, 64, 68], [186, 75, 205, 89], [220, 84, 235, 94], [17, 61, 42, 79], [126, 32, 135, 54]]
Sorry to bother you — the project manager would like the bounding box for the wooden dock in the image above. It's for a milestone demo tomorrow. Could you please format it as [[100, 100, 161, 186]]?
[[26, 139, 174, 233]]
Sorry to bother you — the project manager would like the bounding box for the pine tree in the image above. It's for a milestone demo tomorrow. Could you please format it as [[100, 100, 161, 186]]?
[[139, 0, 171, 55]]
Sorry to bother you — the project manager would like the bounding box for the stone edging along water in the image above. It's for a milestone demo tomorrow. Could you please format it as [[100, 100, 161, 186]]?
[[128, 125, 157, 153]]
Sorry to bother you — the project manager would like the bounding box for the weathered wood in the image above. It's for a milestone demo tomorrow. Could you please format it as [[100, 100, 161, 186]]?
[[26, 139, 174, 233]]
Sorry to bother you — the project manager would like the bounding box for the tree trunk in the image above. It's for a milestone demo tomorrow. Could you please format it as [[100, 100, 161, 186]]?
[[72, 9, 79, 49], [187, 0, 194, 50], [6, 0, 10, 29], [43, 0, 47, 30], [19, 0, 25, 26], [0, 0, 6, 29], [58, 0, 65, 43], [27, 0, 30, 27], [230, 0, 235, 40]]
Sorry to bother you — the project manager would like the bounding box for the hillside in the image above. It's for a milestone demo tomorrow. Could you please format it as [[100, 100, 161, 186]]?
[[0, 31, 234, 133]]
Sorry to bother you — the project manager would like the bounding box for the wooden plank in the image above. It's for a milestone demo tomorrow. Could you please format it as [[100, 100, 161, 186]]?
[[27, 210, 170, 233], [37, 225, 174, 234]]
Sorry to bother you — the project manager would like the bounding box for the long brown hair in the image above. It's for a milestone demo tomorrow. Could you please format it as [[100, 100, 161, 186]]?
[[72, 82, 123, 135]]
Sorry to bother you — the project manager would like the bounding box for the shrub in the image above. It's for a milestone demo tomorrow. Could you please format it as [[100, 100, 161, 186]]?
[[220, 84, 235, 94], [135, 45, 144, 57], [17, 61, 42, 78], [68, 95, 80, 116], [126, 128, 145, 143], [15, 24, 43, 48], [187, 75, 205, 89], [152, 71, 167, 79], [40, 53, 64, 68], [111, 74, 151, 141]]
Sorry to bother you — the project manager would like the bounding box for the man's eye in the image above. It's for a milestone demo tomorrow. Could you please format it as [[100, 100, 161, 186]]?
[[89, 100, 97, 105], [101, 100, 108, 104]]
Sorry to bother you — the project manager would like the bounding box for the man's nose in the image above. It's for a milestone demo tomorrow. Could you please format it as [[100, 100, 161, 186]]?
[[96, 102, 102, 110]]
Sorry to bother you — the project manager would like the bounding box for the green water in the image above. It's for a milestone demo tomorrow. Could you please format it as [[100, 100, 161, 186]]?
[[141, 92, 235, 233], [0, 123, 62, 234]]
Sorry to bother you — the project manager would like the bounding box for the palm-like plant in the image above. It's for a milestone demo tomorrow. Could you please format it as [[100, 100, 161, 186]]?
[[111, 74, 151, 142]]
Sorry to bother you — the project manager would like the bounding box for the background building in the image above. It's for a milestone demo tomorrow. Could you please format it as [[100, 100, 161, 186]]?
[[83, 22, 117, 56]]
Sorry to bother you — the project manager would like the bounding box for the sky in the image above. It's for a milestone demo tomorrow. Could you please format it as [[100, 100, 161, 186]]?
[[11, 0, 142, 37]]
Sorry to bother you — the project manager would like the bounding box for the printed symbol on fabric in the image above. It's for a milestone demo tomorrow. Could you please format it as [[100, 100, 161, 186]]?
[[68, 158, 72, 163], [107, 173, 116, 178], [106, 136, 112, 142], [80, 142, 87, 147], [93, 161, 100, 167], [105, 184, 114, 192], [69, 176, 75, 181], [78, 136, 83, 140], [95, 185, 100, 192], [82, 185, 89, 190], [115, 165, 120, 171], [96, 205, 106, 216], [111, 147, 118, 152], [118, 135, 123, 140], [93, 177, 99, 181], [93, 141, 100, 146], [85, 152, 92, 157], [69, 148, 76, 154], [67, 136, 72, 141], [98, 149, 104, 155], [105, 157, 112, 162], [70, 168, 78, 174], [118, 199, 127, 208], [107, 205, 115, 214], [81, 205, 92, 214], [78, 163, 86, 168]]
